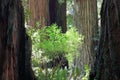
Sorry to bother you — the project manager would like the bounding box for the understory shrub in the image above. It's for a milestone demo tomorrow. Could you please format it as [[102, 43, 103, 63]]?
[[27, 24, 84, 80]]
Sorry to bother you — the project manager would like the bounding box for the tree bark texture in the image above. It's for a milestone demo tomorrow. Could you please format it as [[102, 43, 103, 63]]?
[[49, 0, 67, 33], [0, 0, 35, 80], [27, 0, 50, 27], [92, 0, 120, 80], [74, 0, 98, 75], [27, 0, 67, 32]]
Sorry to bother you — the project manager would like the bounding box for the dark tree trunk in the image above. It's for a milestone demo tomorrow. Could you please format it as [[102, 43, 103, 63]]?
[[25, 35, 36, 80], [0, 0, 36, 80], [90, 0, 120, 80], [49, 0, 67, 33]]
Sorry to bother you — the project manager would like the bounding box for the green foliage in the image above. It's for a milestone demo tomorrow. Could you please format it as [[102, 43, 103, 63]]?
[[33, 67, 68, 80], [58, 0, 65, 4], [52, 68, 68, 80], [67, 0, 74, 28], [33, 65, 90, 80], [27, 24, 84, 80], [22, 0, 31, 21], [65, 27, 84, 63], [36, 21, 41, 28], [27, 24, 83, 62], [71, 66, 81, 80], [82, 65, 90, 80]]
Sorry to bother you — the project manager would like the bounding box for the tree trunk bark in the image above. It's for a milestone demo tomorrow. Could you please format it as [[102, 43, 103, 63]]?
[[0, 0, 36, 80], [49, 0, 67, 33], [73, 0, 98, 76], [92, 0, 120, 80], [27, 0, 50, 27], [27, 0, 67, 32]]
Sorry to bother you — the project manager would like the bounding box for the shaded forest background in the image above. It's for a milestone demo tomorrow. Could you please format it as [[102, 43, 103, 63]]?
[[0, 0, 120, 80]]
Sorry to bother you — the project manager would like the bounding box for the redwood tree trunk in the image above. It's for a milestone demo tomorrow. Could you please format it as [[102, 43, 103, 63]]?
[[49, 0, 67, 33], [73, 0, 98, 76], [92, 0, 120, 80], [27, 0, 50, 27], [0, 0, 35, 80], [27, 0, 67, 32]]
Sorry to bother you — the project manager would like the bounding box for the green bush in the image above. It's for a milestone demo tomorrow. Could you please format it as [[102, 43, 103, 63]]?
[[27, 24, 84, 80], [82, 65, 90, 80], [27, 24, 83, 63], [33, 67, 68, 80]]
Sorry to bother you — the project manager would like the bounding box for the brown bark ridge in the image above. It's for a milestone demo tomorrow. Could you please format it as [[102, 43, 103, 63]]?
[[91, 0, 120, 80], [73, 0, 98, 76], [27, 0, 50, 28], [0, 0, 36, 80], [27, 0, 67, 32]]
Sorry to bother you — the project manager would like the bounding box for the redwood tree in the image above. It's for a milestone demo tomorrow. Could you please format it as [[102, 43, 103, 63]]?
[[27, 0, 67, 32], [27, 0, 50, 27], [91, 0, 120, 80], [73, 0, 98, 75], [0, 0, 35, 80], [49, 0, 67, 33]]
